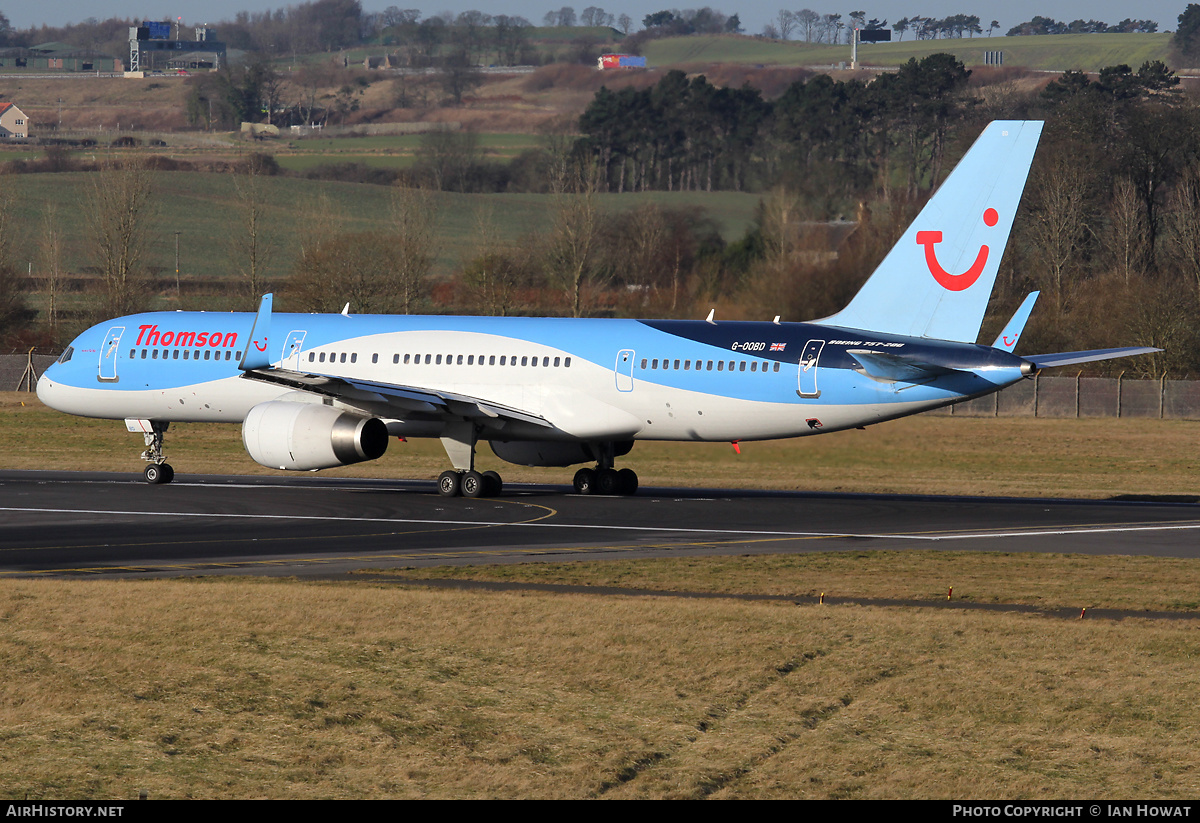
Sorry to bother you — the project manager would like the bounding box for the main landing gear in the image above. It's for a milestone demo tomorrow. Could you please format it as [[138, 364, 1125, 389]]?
[[572, 466, 638, 496], [436, 421, 505, 498], [572, 442, 638, 496], [139, 421, 175, 485], [438, 469, 503, 498]]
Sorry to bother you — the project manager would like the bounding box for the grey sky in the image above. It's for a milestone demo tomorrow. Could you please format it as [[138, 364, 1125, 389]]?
[[9, 2, 1190, 36]]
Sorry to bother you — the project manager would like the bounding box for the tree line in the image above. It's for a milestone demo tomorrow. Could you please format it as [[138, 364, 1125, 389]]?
[[577, 54, 971, 200], [9, 34, 1200, 376], [1005, 16, 1158, 36]]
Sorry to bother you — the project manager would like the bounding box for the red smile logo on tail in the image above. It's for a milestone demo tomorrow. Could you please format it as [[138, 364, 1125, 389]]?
[[917, 208, 998, 292]]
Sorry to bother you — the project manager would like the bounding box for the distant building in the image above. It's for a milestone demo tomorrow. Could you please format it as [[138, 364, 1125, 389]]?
[[0, 104, 29, 138], [0, 42, 123, 72]]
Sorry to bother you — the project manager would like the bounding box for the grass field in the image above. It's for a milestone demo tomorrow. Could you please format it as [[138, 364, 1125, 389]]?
[[3, 571, 1200, 799], [6, 171, 760, 309], [645, 33, 1176, 72], [4, 390, 1199, 498], [272, 133, 544, 172], [5, 390, 1200, 798]]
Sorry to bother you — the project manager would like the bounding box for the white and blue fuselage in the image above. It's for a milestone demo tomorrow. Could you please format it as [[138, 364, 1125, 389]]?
[[34, 122, 1158, 494], [38, 311, 1030, 444]]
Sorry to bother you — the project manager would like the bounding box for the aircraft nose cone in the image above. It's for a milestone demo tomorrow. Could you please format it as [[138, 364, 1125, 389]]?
[[36, 368, 69, 412], [36, 371, 56, 406]]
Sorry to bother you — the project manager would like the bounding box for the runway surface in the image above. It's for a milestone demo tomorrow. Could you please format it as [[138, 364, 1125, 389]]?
[[2, 470, 1200, 578]]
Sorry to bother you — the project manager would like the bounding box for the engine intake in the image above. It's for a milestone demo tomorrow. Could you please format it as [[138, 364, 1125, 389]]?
[[243, 401, 388, 471]]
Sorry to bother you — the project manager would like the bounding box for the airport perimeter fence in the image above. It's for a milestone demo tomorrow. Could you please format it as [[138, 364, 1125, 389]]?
[[3, 355, 1199, 420], [938, 375, 1200, 419]]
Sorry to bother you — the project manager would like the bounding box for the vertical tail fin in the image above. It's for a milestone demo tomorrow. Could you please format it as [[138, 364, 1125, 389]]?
[[820, 120, 1043, 343]]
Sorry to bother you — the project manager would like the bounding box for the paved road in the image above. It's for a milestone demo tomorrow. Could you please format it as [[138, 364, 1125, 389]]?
[[2, 471, 1199, 578]]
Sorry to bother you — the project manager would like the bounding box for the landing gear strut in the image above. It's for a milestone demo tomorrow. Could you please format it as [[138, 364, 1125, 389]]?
[[573, 442, 638, 495], [436, 422, 504, 498], [137, 421, 175, 485]]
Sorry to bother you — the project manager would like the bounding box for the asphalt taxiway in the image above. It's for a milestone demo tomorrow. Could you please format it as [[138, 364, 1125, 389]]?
[[2, 471, 1199, 578]]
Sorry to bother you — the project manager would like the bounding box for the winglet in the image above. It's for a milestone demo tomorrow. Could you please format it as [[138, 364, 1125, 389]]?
[[992, 292, 1039, 352], [240, 293, 273, 371]]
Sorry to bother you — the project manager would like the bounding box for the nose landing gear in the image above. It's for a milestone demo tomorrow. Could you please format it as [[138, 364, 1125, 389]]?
[[132, 419, 175, 484]]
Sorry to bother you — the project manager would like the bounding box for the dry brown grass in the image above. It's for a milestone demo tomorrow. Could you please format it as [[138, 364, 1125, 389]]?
[[2, 577, 1199, 799], [380, 551, 1200, 613], [5, 391, 1199, 499]]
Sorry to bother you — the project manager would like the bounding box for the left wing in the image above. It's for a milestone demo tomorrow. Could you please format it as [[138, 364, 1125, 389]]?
[[238, 293, 552, 429], [240, 367, 553, 429]]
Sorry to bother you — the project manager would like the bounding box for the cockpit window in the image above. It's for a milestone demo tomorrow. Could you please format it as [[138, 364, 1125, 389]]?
[[57, 346, 74, 364]]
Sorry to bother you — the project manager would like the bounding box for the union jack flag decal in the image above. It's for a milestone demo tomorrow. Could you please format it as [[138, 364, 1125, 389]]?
[[770, 342, 786, 352]]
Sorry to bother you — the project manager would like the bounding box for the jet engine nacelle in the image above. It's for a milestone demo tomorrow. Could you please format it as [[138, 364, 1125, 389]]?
[[242, 400, 388, 471], [489, 439, 632, 468]]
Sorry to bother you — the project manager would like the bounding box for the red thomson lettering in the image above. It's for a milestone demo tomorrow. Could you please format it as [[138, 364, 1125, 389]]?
[[133, 326, 236, 348]]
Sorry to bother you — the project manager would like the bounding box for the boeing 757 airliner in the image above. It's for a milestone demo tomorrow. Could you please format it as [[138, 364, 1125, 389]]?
[[37, 121, 1157, 496]]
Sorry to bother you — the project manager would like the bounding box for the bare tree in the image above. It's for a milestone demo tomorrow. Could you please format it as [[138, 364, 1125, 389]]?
[[797, 9, 821, 41], [388, 185, 441, 314], [1106, 176, 1148, 285], [0, 183, 23, 343], [39, 204, 65, 342], [776, 10, 797, 40], [86, 157, 156, 317], [1164, 164, 1200, 298], [626, 201, 670, 305], [290, 231, 407, 314], [459, 203, 530, 316], [1026, 156, 1093, 312], [287, 188, 437, 316], [542, 158, 607, 317], [230, 155, 278, 308]]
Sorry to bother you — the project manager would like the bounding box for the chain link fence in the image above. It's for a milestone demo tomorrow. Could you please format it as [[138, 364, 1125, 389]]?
[[942, 375, 1200, 419]]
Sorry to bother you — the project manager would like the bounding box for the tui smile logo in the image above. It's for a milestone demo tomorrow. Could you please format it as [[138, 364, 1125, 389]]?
[[916, 208, 998, 291]]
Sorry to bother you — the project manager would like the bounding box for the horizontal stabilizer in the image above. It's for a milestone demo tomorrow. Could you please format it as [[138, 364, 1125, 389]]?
[[846, 349, 957, 383], [1024, 347, 1161, 369]]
